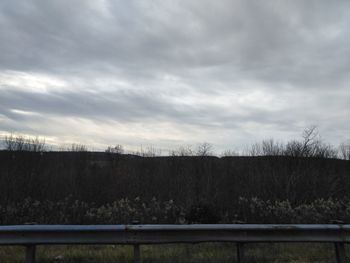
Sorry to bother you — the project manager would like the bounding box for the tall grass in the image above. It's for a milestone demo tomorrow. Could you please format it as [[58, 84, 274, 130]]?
[[0, 243, 346, 263], [1, 196, 350, 224]]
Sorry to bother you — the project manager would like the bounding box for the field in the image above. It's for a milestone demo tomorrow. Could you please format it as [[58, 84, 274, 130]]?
[[1, 243, 348, 263]]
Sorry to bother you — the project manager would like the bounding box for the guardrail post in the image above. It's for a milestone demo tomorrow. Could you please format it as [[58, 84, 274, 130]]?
[[25, 245, 36, 263], [236, 243, 245, 263], [133, 244, 141, 263], [335, 242, 346, 263]]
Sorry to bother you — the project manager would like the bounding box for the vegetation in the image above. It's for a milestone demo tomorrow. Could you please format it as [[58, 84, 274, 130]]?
[[0, 243, 347, 263], [2, 127, 350, 160], [0, 151, 349, 214], [3, 134, 46, 152], [1, 196, 350, 224]]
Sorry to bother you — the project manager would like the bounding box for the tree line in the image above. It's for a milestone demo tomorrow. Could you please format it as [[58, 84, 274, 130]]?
[[0, 127, 349, 222], [2, 127, 350, 159]]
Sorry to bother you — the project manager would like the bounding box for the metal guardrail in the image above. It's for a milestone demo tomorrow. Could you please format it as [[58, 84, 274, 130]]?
[[0, 224, 348, 263]]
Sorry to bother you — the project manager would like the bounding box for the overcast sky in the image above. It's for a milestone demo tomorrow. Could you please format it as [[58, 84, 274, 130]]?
[[0, 0, 349, 153]]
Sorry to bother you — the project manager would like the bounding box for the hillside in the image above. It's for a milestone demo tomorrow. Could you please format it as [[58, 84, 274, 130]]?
[[1, 151, 348, 208]]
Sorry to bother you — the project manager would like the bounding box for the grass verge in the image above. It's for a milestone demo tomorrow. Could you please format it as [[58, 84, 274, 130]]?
[[0, 243, 348, 263]]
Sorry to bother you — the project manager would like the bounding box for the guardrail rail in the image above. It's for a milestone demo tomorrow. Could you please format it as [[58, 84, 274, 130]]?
[[0, 224, 348, 263]]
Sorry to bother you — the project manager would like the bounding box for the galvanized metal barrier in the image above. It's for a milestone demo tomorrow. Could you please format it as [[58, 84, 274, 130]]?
[[0, 224, 349, 263]]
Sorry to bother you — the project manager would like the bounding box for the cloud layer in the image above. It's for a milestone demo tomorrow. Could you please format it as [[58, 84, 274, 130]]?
[[1, 0, 349, 152]]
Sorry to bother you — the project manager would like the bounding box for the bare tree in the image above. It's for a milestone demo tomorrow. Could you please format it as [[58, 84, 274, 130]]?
[[284, 140, 304, 157], [300, 125, 319, 157], [195, 142, 213, 156], [70, 143, 88, 152], [284, 126, 319, 157], [4, 133, 46, 152], [261, 139, 285, 156], [246, 139, 285, 156], [132, 145, 162, 157], [248, 142, 262, 156], [284, 126, 337, 158], [170, 145, 194, 156], [105, 144, 124, 154], [220, 149, 239, 157], [339, 141, 350, 160], [141, 146, 162, 157]]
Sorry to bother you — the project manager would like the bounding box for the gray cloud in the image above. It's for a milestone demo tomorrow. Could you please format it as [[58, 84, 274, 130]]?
[[0, 0, 349, 152]]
